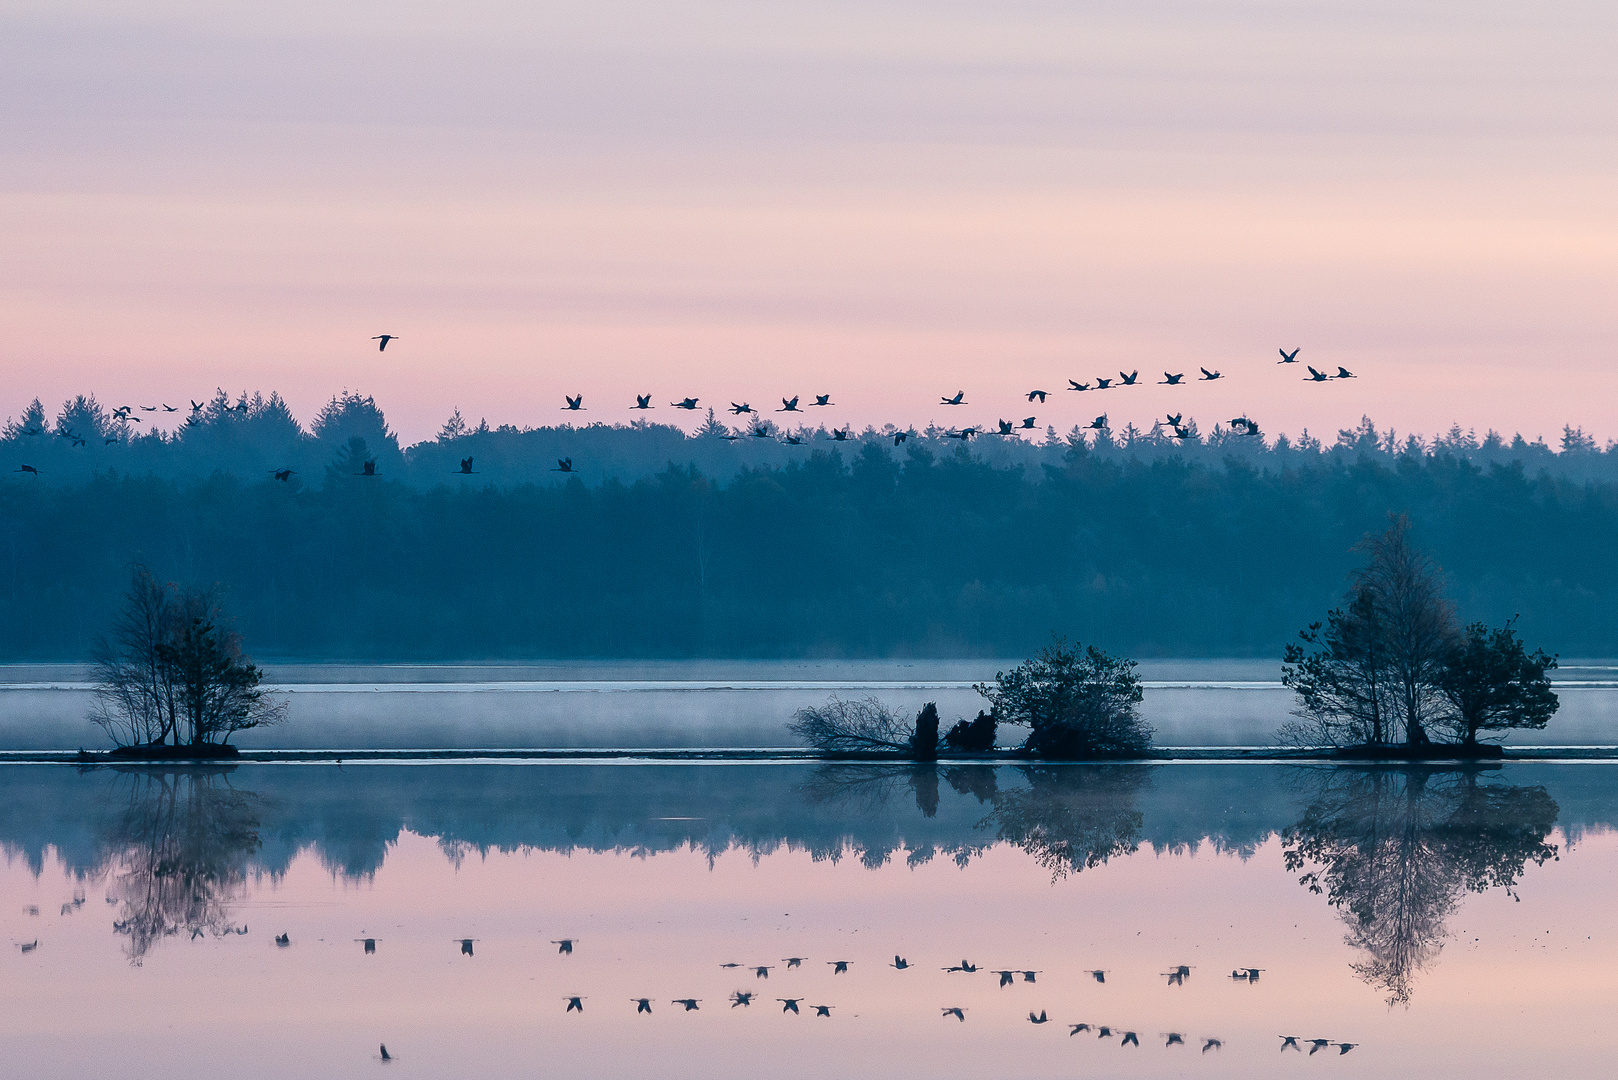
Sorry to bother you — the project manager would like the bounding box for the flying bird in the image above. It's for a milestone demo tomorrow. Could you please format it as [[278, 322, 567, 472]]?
[[813, 1005, 832, 1017], [1334, 366, 1355, 379], [1028, 1011, 1049, 1025], [942, 960, 978, 973], [730, 991, 754, 1007], [372, 335, 398, 350], [778, 999, 801, 1014], [272, 468, 295, 482], [1027, 390, 1048, 402], [379, 1045, 392, 1061], [161, 404, 177, 412], [1085, 970, 1107, 983], [782, 957, 805, 968], [1278, 347, 1300, 363], [1068, 380, 1090, 391], [1119, 370, 1139, 385], [729, 402, 754, 415], [997, 420, 1015, 436], [830, 428, 849, 441], [553, 939, 574, 954], [828, 961, 850, 974], [1308, 1040, 1332, 1055], [1121, 1031, 1140, 1047], [18, 940, 39, 952], [191, 400, 203, 412], [754, 965, 773, 978], [750, 425, 772, 438], [673, 397, 700, 409], [552, 458, 574, 473], [634, 998, 653, 1014], [1020, 971, 1039, 983], [358, 460, 377, 475], [633, 395, 654, 409], [893, 431, 911, 445], [104, 437, 119, 445], [1094, 378, 1113, 389], [139, 406, 156, 412], [1160, 372, 1185, 385], [940, 391, 966, 405], [275, 933, 290, 946], [777, 396, 801, 412], [1306, 366, 1331, 382], [1199, 367, 1222, 381], [811, 395, 834, 406], [563, 395, 584, 410], [1280, 1036, 1301, 1051], [456, 458, 474, 474], [1019, 417, 1036, 429], [1069, 1024, 1091, 1036], [941, 1008, 966, 1022], [891, 956, 911, 970], [565, 996, 584, 1013], [783, 434, 803, 445], [1335, 1043, 1357, 1055], [1088, 415, 1108, 431], [360, 938, 377, 953], [673, 998, 701, 1012], [1203, 1038, 1223, 1053], [1164, 1032, 1186, 1047]]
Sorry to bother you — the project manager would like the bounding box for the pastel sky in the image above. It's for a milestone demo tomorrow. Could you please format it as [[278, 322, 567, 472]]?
[[3, 1, 1615, 443]]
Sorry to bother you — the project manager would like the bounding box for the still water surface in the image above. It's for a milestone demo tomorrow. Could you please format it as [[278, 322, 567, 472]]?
[[2, 761, 1614, 1078]]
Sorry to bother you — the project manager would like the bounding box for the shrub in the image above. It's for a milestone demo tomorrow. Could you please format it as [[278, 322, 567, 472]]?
[[977, 639, 1151, 759]]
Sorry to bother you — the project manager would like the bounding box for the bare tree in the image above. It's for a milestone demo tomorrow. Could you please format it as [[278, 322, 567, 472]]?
[[788, 695, 915, 754], [1354, 517, 1457, 746]]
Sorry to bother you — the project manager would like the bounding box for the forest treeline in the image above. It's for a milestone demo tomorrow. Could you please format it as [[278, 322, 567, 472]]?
[[4, 402, 1617, 658]]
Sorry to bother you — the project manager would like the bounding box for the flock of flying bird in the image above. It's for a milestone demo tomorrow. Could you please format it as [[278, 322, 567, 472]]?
[[12, 341, 1358, 478], [316, 936, 1358, 1060]]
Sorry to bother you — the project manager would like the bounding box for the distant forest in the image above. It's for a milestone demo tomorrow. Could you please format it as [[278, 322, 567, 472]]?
[[3, 389, 1617, 659]]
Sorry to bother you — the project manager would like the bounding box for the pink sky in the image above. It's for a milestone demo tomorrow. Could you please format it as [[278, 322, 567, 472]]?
[[3, 2, 1615, 444]]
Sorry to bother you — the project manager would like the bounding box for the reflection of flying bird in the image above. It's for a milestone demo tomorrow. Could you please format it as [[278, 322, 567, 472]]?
[[1069, 1023, 1091, 1036], [1028, 1011, 1049, 1024], [994, 970, 1015, 987], [1085, 970, 1108, 983], [1203, 1038, 1223, 1053], [673, 998, 700, 1011], [1308, 1040, 1332, 1055], [553, 939, 574, 954], [552, 458, 574, 473], [1163, 1032, 1185, 1047], [1280, 1036, 1301, 1051], [782, 957, 805, 968], [813, 1005, 832, 1017], [941, 1008, 966, 1021], [730, 991, 753, 1007], [565, 996, 584, 1013], [1278, 347, 1300, 363], [634, 998, 652, 1014], [1027, 390, 1047, 402], [372, 335, 398, 350], [828, 961, 850, 974], [1121, 1031, 1140, 1047], [275, 933, 290, 946], [1335, 1043, 1357, 1055], [891, 956, 910, 969], [778, 999, 801, 1014]]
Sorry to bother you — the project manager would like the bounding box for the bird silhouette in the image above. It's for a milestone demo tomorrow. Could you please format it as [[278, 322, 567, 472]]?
[[372, 335, 398, 350], [941, 1008, 966, 1021], [893, 431, 912, 445], [1019, 417, 1036, 429], [1088, 415, 1108, 431], [1121, 1031, 1140, 1047], [1230, 967, 1264, 981], [1335, 1043, 1357, 1055], [672, 397, 700, 409], [1200, 367, 1222, 380], [777, 396, 801, 412], [1068, 380, 1090, 391], [360, 938, 377, 953], [891, 956, 911, 970], [1069, 1024, 1091, 1036], [1085, 970, 1108, 983], [139, 406, 155, 412], [565, 996, 584, 1013], [749, 425, 772, 438], [1020, 970, 1039, 983], [730, 991, 754, 1007], [633, 395, 654, 409], [1308, 1040, 1331, 1055], [1027, 390, 1048, 402], [1029, 1011, 1049, 1024], [161, 404, 177, 412], [1334, 366, 1355, 379], [1203, 1038, 1222, 1053], [1119, 370, 1139, 385], [16, 465, 38, 475], [673, 998, 701, 1011], [942, 960, 978, 973], [811, 395, 833, 406], [719, 432, 740, 441], [828, 961, 850, 974], [358, 460, 376, 476], [720, 963, 742, 969], [552, 458, 574, 473], [456, 458, 474, 475], [275, 933, 290, 946], [634, 998, 653, 1014], [563, 395, 584, 410], [18, 940, 38, 952], [1164, 1032, 1185, 1047], [940, 391, 966, 405], [1306, 366, 1330, 382], [730, 402, 754, 415], [459, 939, 474, 956], [944, 428, 976, 441], [1165, 412, 1183, 427], [379, 1044, 392, 1061], [783, 434, 803, 444], [782, 957, 805, 968], [553, 939, 574, 954], [813, 1005, 832, 1017], [1278, 347, 1300, 363], [778, 998, 801, 1014], [1096, 1026, 1114, 1039], [754, 965, 772, 978], [1280, 1036, 1301, 1051], [1160, 372, 1185, 385], [830, 428, 849, 441], [271, 468, 295, 482], [1164, 965, 1192, 986], [1170, 424, 1191, 440], [997, 419, 1015, 435], [70, 436, 85, 447], [190, 400, 203, 411], [994, 970, 1015, 987], [1094, 377, 1113, 389]]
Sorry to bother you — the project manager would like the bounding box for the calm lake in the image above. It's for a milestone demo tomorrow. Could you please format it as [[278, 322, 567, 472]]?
[[3, 760, 1615, 1078]]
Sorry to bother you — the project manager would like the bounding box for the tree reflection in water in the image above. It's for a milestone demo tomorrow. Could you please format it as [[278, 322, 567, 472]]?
[[1282, 767, 1559, 1006], [100, 768, 264, 964]]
